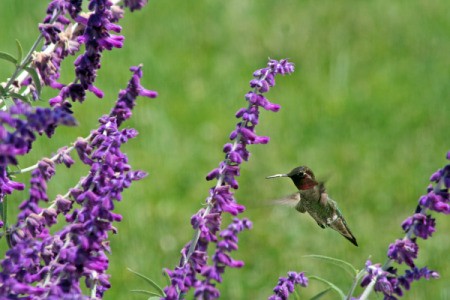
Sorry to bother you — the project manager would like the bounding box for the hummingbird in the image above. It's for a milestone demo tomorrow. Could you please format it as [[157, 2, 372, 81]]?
[[266, 166, 358, 246]]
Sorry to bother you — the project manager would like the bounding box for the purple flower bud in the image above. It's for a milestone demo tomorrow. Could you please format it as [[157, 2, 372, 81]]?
[[265, 73, 275, 87], [206, 168, 220, 181], [229, 128, 238, 140], [55, 195, 73, 214], [42, 208, 58, 226], [56, 146, 75, 168], [228, 151, 242, 164], [269, 271, 308, 300], [88, 85, 104, 98], [429, 169, 442, 182], [419, 192, 450, 214], [235, 107, 247, 118], [401, 213, 436, 239], [268, 59, 295, 75], [223, 143, 233, 153], [38, 158, 55, 180], [388, 239, 418, 268], [0, 167, 25, 196], [194, 281, 220, 299], [124, 0, 149, 12]]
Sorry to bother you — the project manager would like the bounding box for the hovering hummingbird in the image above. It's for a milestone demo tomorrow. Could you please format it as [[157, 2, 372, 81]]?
[[266, 166, 358, 246]]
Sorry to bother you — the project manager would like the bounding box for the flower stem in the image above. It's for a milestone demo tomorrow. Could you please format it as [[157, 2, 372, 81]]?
[[2, 9, 61, 107]]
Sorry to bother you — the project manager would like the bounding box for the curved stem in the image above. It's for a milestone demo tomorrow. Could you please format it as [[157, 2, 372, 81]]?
[[346, 269, 366, 300], [2, 9, 61, 106], [358, 276, 377, 300]]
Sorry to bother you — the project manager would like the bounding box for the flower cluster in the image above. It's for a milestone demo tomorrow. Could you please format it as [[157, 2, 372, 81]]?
[[268, 271, 308, 300], [36, 0, 83, 91], [0, 66, 156, 298], [195, 218, 253, 299], [48, 0, 122, 106], [361, 151, 449, 299], [0, 103, 76, 203], [361, 261, 438, 299], [162, 59, 295, 299], [31, 0, 148, 109]]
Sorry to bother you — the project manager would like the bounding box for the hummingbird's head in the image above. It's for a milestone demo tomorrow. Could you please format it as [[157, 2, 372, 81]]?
[[266, 165, 318, 190]]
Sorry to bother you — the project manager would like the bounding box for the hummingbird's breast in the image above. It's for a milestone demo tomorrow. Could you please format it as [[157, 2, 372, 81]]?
[[299, 187, 334, 226]]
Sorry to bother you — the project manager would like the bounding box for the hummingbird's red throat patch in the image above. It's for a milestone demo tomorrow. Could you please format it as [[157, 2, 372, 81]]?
[[297, 178, 318, 190]]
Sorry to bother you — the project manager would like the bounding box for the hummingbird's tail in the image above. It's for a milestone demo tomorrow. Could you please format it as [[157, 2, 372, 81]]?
[[330, 218, 358, 247], [342, 231, 358, 247]]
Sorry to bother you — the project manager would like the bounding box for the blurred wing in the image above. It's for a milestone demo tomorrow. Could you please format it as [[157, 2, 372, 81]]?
[[273, 193, 306, 213], [273, 192, 300, 207]]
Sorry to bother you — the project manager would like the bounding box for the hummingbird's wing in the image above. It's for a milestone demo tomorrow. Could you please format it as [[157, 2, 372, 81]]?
[[273, 192, 306, 213], [317, 182, 329, 207], [318, 182, 326, 193]]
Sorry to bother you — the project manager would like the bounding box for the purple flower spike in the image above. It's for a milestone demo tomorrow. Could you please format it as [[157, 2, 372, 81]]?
[[109, 65, 158, 127], [163, 59, 294, 299], [46, 0, 150, 108], [268, 271, 308, 300]]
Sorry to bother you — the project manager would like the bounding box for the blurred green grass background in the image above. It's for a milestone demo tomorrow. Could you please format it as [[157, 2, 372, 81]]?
[[1, 0, 449, 299]]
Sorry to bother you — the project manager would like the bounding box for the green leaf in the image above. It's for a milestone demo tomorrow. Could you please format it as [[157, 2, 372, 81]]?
[[1, 96, 16, 109], [303, 254, 358, 277], [15, 40, 23, 65], [130, 289, 162, 297], [162, 269, 171, 286], [0, 197, 6, 238], [0, 51, 17, 64], [148, 297, 162, 300], [310, 288, 332, 300], [293, 289, 301, 300], [0, 200, 4, 222], [1, 195, 6, 223], [309, 275, 346, 300], [1, 195, 11, 248], [9, 92, 30, 103], [24, 67, 42, 99], [128, 268, 165, 297]]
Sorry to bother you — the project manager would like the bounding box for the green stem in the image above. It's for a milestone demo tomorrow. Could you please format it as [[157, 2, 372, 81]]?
[[346, 268, 366, 300], [1, 9, 61, 108]]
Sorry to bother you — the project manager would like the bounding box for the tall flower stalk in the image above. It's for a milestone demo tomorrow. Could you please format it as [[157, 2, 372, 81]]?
[[162, 59, 295, 300]]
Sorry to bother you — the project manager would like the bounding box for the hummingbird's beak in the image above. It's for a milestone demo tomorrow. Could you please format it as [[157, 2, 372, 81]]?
[[265, 173, 288, 179]]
